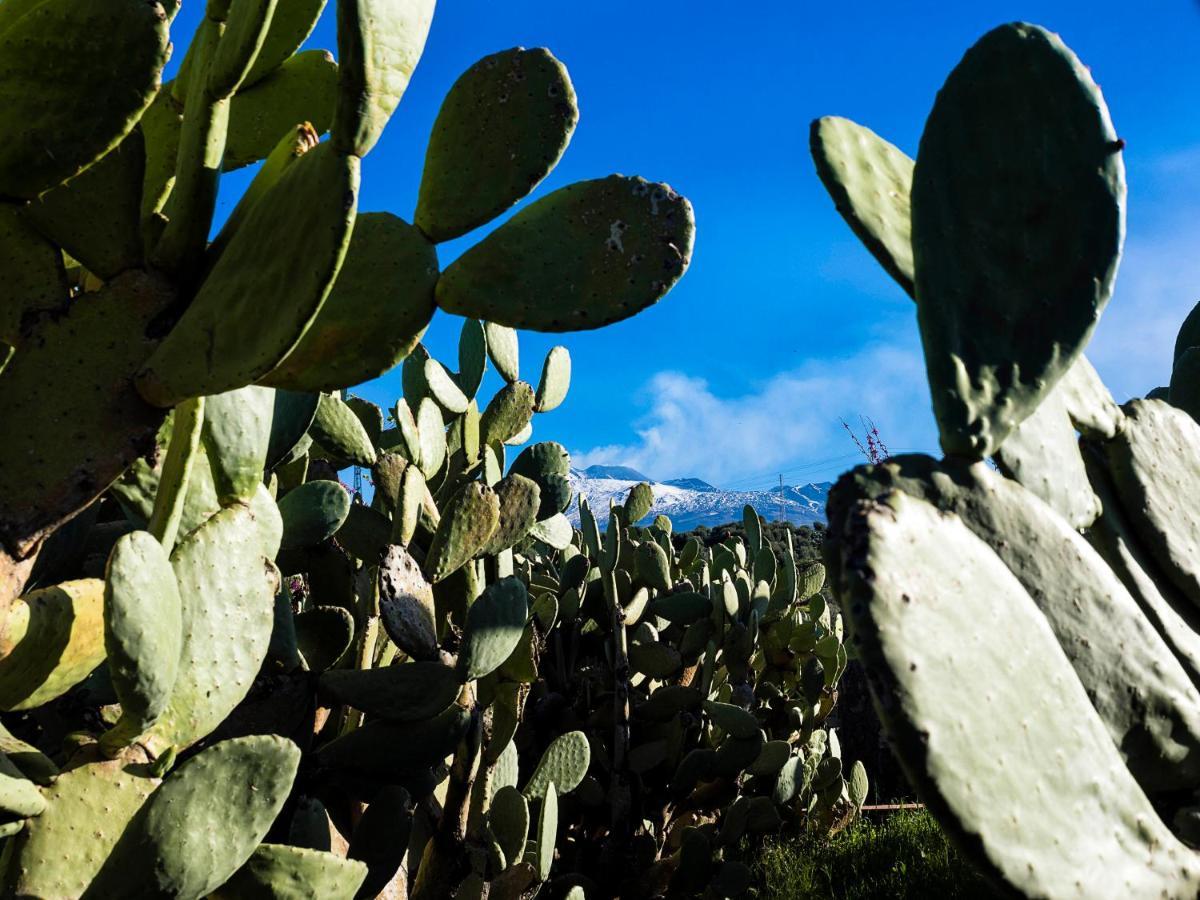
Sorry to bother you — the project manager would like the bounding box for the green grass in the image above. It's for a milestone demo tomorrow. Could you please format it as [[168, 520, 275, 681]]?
[[745, 809, 997, 899]]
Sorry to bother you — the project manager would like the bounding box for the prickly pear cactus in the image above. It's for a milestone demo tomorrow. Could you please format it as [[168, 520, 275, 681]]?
[[815, 20, 1200, 899], [0, 1, 695, 895]]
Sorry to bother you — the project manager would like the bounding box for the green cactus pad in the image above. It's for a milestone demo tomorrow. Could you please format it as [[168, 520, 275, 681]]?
[[316, 704, 471, 780], [262, 213, 437, 391], [278, 480, 351, 549], [144, 503, 277, 752], [533, 346, 574, 413], [834, 454, 1200, 793], [529, 514, 572, 550], [836, 490, 1199, 897], [0, 722, 57, 785], [332, 0, 435, 157], [416, 397, 446, 479], [1103, 399, 1200, 607], [202, 386, 275, 503], [0, 767, 45, 819], [457, 576, 529, 681], [310, 393, 377, 467], [319, 660, 460, 720], [111, 429, 225, 544], [1085, 453, 1200, 687], [103, 531, 183, 735], [848, 760, 869, 809], [211, 844, 368, 900], [5, 749, 160, 898], [242, 0, 328, 88], [1058, 354, 1124, 439], [415, 47, 578, 242], [224, 49, 338, 170], [23, 130, 145, 280], [90, 735, 301, 899], [635, 541, 671, 592], [994, 380, 1101, 530], [1174, 302, 1200, 365], [0, 203, 67, 346], [379, 544, 438, 659], [625, 482, 654, 525], [437, 175, 694, 332], [207, 0, 280, 98], [266, 390, 321, 467], [510, 442, 572, 519], [480, 381, 536, 447], [425, 482, 500, 583], [482, 322, 520, 384], [295, 605, 354, 671], [139, 88, 183, 220], [810, 116, 915, 297], [704, 701, 760, 740], [523, 730, 589, 801], [0, 579, 105, 710], [1171, 347, 1200, 423], [489, 785, 530, 874], [136, 141, 358, 406], [0, 0, 169, 199], [458, 319, 488, 398], [480, 475, 541, 556], [533, 781, 558, 881], [348, 785, 412, 899], [911, 23, 1125, 458], [424, 357, 470, 414], [0, 270, 174, 557]]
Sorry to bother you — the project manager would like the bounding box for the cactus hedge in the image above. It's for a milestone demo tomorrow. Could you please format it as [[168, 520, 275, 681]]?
[[0, 0, 794, 896], [814, 21, 1200, 900]]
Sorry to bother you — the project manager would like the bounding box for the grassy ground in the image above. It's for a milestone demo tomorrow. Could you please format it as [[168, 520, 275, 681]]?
[[745, 809, 997, 899]]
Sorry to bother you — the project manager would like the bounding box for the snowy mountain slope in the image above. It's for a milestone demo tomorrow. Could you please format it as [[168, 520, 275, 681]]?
[[566, 468, 830, 531]]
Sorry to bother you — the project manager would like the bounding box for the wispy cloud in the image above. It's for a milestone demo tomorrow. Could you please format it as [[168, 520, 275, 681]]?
[[1088, 218, 1199, 400], [571, 342, 936, 487]]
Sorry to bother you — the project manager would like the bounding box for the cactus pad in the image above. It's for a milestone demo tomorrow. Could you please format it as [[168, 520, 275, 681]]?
[[0, 579, 105, 710], [90, 735, 301, 898], [23, 130, 146, 280], [0, 0, 169, 199], [911, 23, 1125, 458], [319, 660, 460, 720], [379, 544, 438, 659], [103, 531, 183, 737], [266, 214, 437, 391], [1102, 399, 1200, 606], [0, 270, 175, 557], [333, 0, 435, 157], [144, 503, 278, 751], [835, 490, 1199, 897], [436, 175, 695, 331], [457, 576, 529, 681], [213, 844, 368, 900], [136, 141, 359, 406], [202, 386, 275, 503], [425, 482, 500, 583], [810, 116, 914, 297], [522, 730, 589, 801], [5, 749, 160, 898], [278, 480, 352, 549], [225, 49, 339, 170], [415, 47, 578, 242]]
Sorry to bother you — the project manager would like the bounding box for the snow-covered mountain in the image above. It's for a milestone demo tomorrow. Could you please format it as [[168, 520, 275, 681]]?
[[567, 465, 829, 531]]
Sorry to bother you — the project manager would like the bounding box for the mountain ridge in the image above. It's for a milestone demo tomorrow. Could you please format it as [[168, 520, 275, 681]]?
[[566, 467, 829, 531]]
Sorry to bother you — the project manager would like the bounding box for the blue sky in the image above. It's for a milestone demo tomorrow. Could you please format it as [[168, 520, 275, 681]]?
[[180, 1, 1200, 489]]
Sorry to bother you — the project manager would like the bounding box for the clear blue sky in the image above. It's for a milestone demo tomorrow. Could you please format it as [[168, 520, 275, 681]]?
[[178, 1, 1200, 489]]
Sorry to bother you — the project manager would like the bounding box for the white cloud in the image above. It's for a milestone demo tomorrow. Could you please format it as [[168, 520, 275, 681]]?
[[1087, 220, 1199, 400], [571, 342, 937, 487]]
